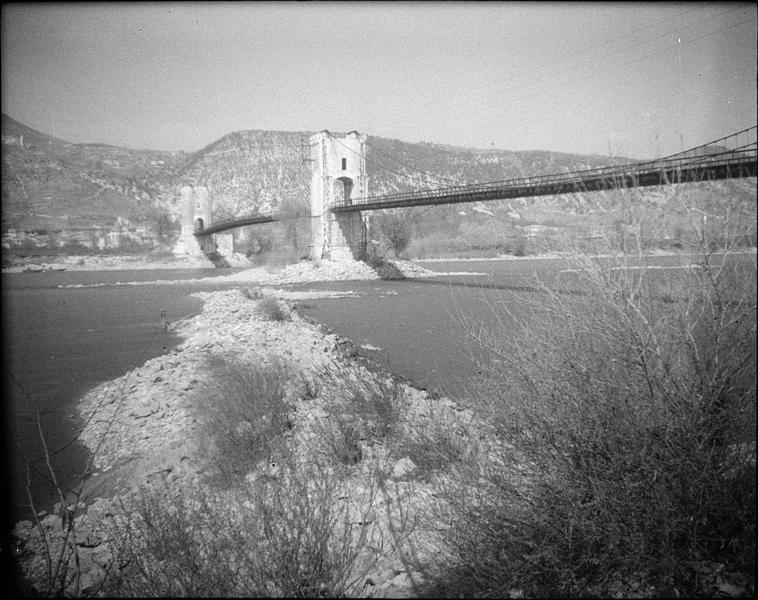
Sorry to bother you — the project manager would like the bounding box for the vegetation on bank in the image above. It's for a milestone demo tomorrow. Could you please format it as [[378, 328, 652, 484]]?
[[427, 247, 756, 597]]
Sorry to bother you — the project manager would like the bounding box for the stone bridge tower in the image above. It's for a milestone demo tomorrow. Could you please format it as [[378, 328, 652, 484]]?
[[309, 130, 368, 261], [173, 184, 215, 257]]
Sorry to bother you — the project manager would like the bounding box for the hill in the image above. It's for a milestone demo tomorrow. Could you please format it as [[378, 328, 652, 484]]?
[[175, 129, 311, 220], [2, 114, 187, 231]]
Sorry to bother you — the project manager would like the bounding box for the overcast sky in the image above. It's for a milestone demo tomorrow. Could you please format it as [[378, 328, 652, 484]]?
[[2, 2, 756, 159]]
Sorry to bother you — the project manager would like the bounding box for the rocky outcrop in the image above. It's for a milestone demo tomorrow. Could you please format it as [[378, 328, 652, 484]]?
[[12, 499, 118, 597], [2, 219, 171, 253]]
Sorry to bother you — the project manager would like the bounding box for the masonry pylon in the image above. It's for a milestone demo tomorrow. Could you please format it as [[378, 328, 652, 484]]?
[[309, 131, 368, 261], [173, 184, 215, 257]]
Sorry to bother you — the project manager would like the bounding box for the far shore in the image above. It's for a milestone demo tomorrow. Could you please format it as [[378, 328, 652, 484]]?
[[4, 247, 755, 276], [414, 247, 758, 262], [1, 252, 241, 273]]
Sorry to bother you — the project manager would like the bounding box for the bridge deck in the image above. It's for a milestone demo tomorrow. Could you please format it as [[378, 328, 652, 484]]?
[[195, 214, 278, 236], [332, 150, 757, 213]]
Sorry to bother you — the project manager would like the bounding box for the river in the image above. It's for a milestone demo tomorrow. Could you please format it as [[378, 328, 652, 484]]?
[[2, 252, 741, 523], [2, 267, 243, 523]]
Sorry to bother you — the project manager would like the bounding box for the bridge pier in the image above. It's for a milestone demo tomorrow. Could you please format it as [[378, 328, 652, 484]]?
[[173, 184, 215, 257], [309, 130, 368, 261]]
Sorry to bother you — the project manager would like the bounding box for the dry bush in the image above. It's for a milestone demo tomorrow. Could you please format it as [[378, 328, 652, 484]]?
[[318, 368, 409, 466], [321, 413, 365, 466], [375, 209, 414, 258], [108, 455, 379, 597], [393, 401, 475, 482], [258, 294, 291, 321], [425, 235, 756, 597], [194, 357, 293, 483], [365, 254, 407, 280]]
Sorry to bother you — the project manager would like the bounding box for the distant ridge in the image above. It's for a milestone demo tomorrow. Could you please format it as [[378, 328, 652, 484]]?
[[2, 113, 73, 149], [3, 113, 643, 235]]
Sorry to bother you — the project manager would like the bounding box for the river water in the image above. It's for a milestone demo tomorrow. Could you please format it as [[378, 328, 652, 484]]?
[[2, 253, 729, 524], [2, 267, 243, 523]]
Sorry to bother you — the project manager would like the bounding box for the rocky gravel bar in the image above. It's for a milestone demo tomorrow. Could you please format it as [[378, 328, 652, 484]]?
[[10, 259, 476, 597]]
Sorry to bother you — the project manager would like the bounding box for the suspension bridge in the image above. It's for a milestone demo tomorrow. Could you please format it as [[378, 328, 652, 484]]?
[[333, 126, 757, 213], [179, 126, 756, 260]]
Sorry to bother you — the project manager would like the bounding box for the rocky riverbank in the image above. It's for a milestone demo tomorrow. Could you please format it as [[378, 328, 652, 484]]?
[[1, 252, 248, 273], [10, 259, 476, 597]]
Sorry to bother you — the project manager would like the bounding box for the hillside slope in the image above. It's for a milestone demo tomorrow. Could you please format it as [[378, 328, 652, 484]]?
[[175, 130, 311, 220], [2, 114, 186, 231]]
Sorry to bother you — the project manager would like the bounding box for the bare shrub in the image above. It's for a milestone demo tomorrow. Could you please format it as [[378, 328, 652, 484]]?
[[109, 456, 378, 597], [258, 294, 291, 321], [318, 368, 409, 465], [321, 412, 365, 466], [365, 254, 407, 280], [376, 209, 414, 258], [394, 401, 475, 481], [194, 357, 293, 483], [428, 238, 756, 597]]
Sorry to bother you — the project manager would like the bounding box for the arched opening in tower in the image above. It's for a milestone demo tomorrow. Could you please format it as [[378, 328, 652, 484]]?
[[194, 217, 205, 233], [334, 177, 354, 207]]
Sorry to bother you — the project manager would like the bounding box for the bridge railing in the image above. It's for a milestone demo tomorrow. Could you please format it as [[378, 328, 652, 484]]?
[[335, 128, 756, 210]]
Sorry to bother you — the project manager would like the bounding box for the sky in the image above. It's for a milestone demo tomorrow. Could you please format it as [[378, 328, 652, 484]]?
[[2, 2, 756, 159]]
